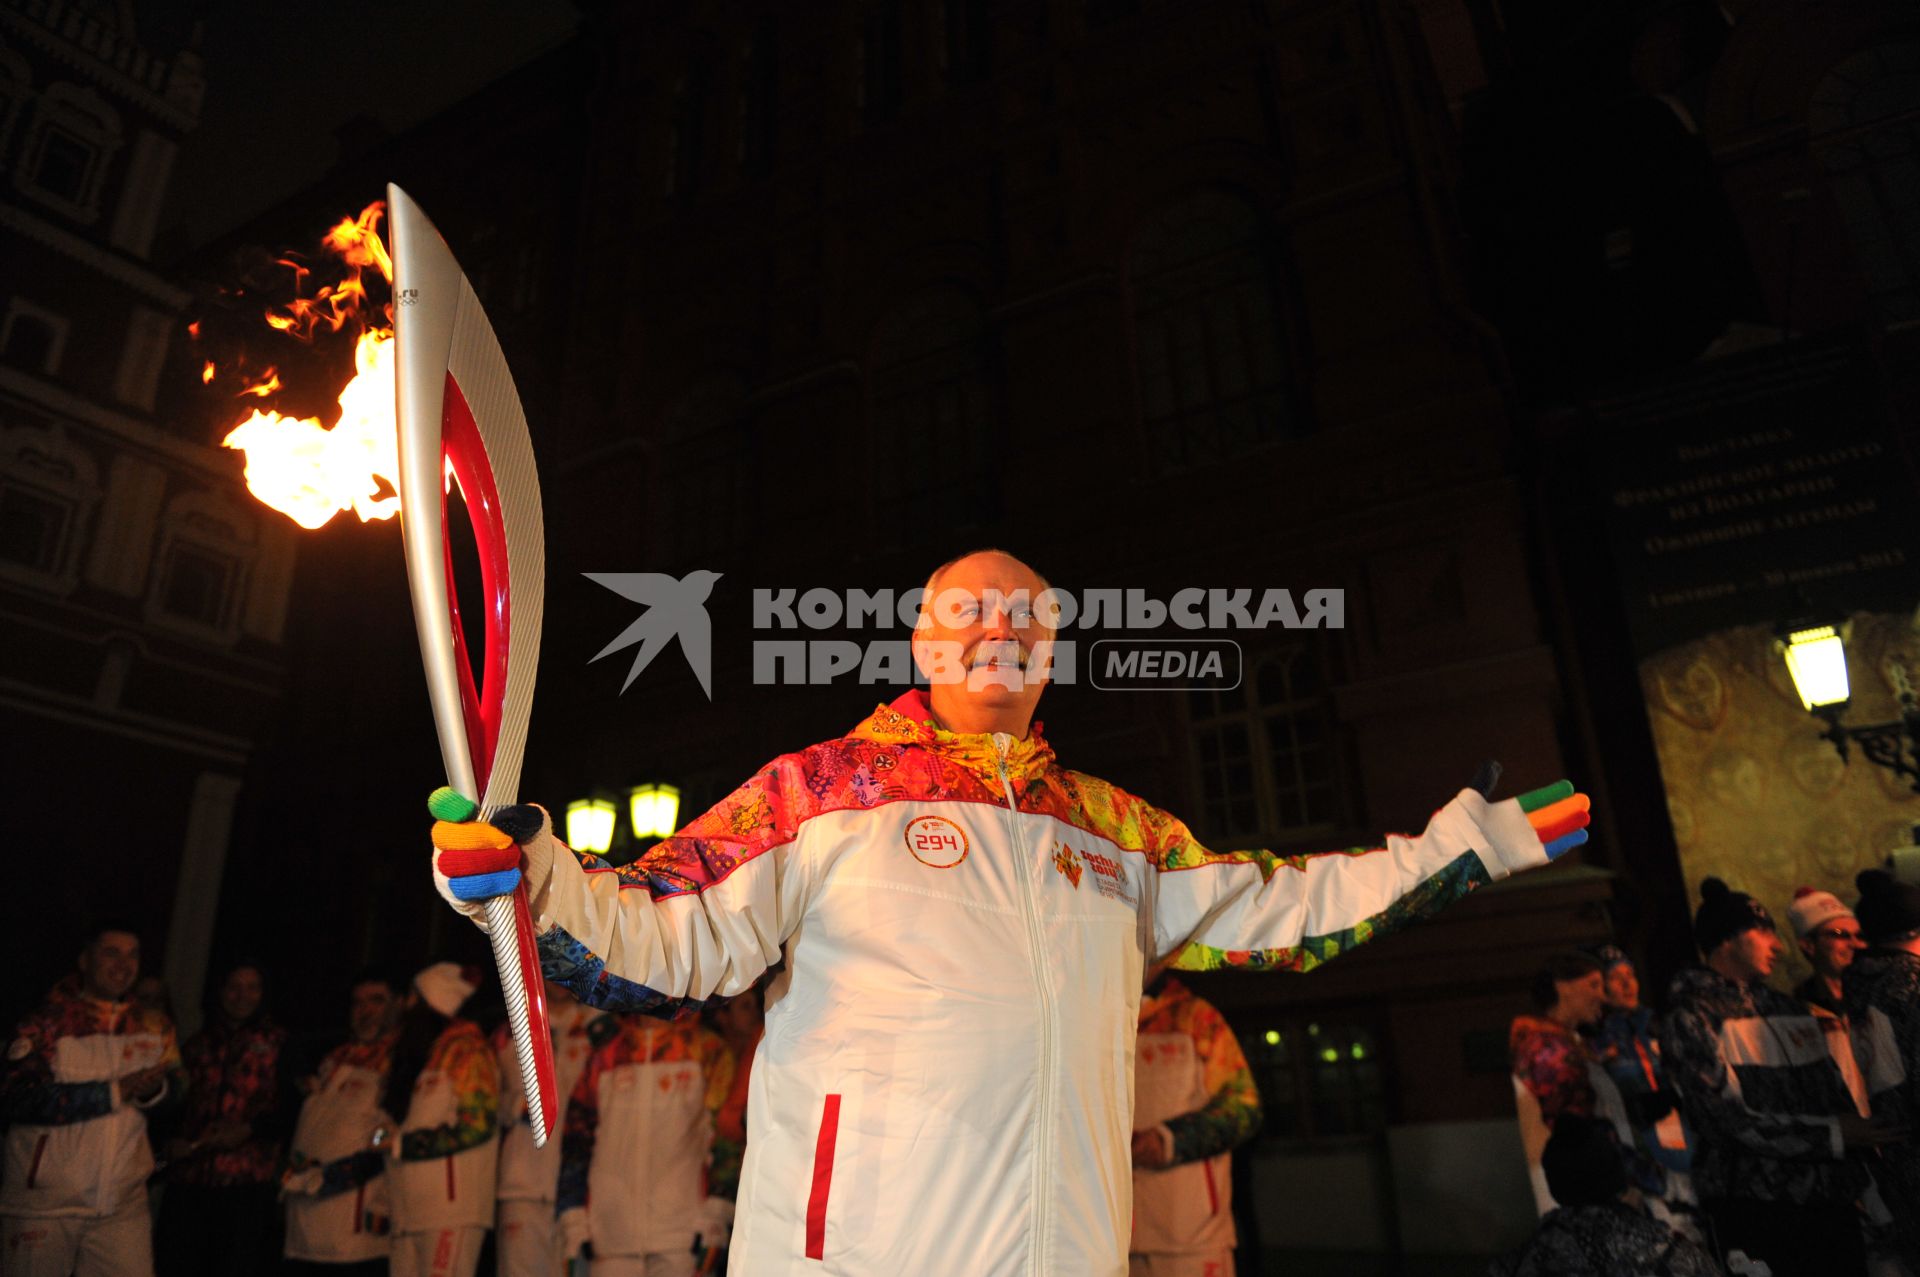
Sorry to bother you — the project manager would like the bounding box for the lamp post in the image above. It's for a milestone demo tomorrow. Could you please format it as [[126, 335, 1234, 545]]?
[[629, 783, 682, 840], [565, 797, 618, 854], [1777, 622, 1920, 795]]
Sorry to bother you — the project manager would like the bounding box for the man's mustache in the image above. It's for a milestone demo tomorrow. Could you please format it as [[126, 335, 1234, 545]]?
[[967, 639, 1031, 670]]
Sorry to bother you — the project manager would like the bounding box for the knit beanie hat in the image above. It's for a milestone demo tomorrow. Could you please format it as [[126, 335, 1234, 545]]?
[[1693, 877, 1775, 954], [413, 962, 480, 1018], [1786, 887, 1855, 940], [1855, 870, 1920, 945], [1588, 944, 1631, 973], [1540, 1115, 1629, 1208]]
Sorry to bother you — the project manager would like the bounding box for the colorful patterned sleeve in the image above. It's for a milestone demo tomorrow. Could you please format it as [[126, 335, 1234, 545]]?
[[315, 1148, 387, 1198], [1509, 1024, 1592, 1124], [537, 754, 820, 1018], [398, 1030, 500, 1161], [1164, 1000, 1262, 1165], [1072, 775, 1563, 973], [2, 1016, 114, 1126]]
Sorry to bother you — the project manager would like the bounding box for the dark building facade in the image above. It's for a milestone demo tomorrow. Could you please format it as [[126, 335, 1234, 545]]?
[[0, 0, 292, 1036]]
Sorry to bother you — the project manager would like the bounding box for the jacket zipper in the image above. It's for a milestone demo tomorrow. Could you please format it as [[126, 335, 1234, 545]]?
[[993, 732, 1055, 1277]]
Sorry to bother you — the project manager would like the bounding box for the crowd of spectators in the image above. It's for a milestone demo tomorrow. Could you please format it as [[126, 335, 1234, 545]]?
[[1506, 869, 1920, 1276]]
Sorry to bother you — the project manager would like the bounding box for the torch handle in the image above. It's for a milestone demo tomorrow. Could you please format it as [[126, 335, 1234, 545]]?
[[484, 891, 549, 1145]]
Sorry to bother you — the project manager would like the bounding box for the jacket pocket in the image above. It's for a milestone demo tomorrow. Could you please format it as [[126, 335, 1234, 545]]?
[[805, 1094, 842, 1261]]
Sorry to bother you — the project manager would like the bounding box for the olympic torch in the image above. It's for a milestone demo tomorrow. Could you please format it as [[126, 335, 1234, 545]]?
[[389, 183, 558, 1146]]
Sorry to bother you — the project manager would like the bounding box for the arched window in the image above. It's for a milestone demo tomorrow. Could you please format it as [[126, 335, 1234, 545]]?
[[1186, 644, 1341, 844], [1127, 190, 1302, 470], [147, 492, 254, 642], [1, 300, 65, 374], [0, 424, 99, 594], [869, 286, 999, 518], [1809, 44, 1920, 328], [18, 83, 121, 221]]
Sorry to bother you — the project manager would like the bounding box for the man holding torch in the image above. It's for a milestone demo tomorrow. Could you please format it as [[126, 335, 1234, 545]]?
[[429, 548, 1591, 1275]]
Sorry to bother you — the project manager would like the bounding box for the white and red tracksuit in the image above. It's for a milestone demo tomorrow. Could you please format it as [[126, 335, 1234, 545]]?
[[557, 1012, 734, 1276], [493, 998, 597, 1277], [1130, 979, 1259, 1277], [388, 1020, 500, 1277], [284, 1035, 397, 1265], [1, 977, 181, 1277], [526, 688, 1556, 1275]]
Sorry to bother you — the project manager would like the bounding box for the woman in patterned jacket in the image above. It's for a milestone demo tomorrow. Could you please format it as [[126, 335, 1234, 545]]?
[[156, 959, 292, 1277], [384, 963, 499, 1277]]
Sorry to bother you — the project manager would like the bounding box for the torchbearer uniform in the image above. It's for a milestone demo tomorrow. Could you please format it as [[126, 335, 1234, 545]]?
[[557, 1012, 735, 1277], [388, 967, 500, 1277], [447, 688, 1577, 1275], [283, 1034, 397, 1268], [1130, 978, 1260, 1277], [0, 975, 182, 1277], [493, 998, 598, 1277]]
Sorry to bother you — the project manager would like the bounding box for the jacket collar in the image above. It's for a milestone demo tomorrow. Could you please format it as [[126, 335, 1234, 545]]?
[[851, 688, 1056, 789]]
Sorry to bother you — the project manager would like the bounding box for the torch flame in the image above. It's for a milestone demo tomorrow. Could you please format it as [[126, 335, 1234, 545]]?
[[201, 361, 216, 384], [236, 368, 282, 398], [220, 201, 411, 531], [223, 330, 398, 530]]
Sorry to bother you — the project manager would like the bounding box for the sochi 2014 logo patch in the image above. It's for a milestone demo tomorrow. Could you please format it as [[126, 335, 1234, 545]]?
[[904, 815, 970, 868], [1053, 843, 1083, 888]]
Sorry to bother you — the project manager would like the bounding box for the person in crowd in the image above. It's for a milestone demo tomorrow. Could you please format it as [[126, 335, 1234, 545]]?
[[1490, 1115, 1720, 1277], [430, 549, 1591, 1273], [1510, 952, 1608, 1126], [155, 958, 292, 1277], [1845, 868, 1920, 1270], [493, 982, 599, 1277], [708, 982, 766, 1274], [557, 1010, 735, 1276], [1588, 945, 1693, 1182], [282, 969, 406, 1276], [1664, 877, 1902, 1276], [132, 975, 175, 1023], [1, 921, 183, 1277], [385, 963, 500, 1277], [1129, 963, 1262, 1277], [1787, 888, 1872, 1115]]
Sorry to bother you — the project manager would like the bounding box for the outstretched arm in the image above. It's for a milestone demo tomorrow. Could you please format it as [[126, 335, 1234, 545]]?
[[431, 756, 819, 1018], [1137, 777, 1587, 973]]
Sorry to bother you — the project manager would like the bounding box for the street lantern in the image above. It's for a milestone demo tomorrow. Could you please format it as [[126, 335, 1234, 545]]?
[[566, 798, 617, 853], [629, 783, 682, 840], [1777, 618, 1920, 795], [1779, 625, 1851, 711]]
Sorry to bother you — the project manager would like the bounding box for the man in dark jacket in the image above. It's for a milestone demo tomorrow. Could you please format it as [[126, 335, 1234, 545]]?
[[1844, 868, 1920, 1270], [1665, 877, 1901, 1276]]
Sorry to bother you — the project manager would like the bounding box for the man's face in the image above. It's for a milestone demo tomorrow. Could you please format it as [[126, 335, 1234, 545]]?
[[78, 931, 139, 1001], [349, 981, 399, 1043], [1801, 919, 1865, 980], [1554, 970, 1608, 1028], [912, 553, 1056, 717], [1603, 963, 1639, 1011], [1722, 926, 1784, 981], [219, 967, 263, 1024]]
